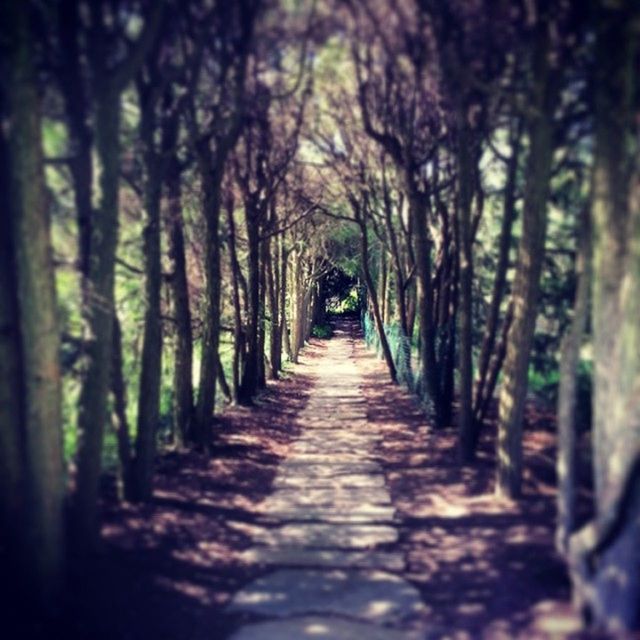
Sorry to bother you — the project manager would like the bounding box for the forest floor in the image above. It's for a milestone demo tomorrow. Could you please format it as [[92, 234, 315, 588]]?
[[22, 319, 604, 639]]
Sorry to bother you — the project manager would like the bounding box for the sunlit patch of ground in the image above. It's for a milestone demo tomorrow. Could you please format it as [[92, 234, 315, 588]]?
[[355, 332, 599, 639]]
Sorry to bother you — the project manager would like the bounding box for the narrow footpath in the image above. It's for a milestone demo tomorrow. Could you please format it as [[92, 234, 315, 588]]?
[[225, 321, 430, 639]]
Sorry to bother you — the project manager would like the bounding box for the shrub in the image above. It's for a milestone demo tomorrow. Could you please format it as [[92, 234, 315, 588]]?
[[312, 323, 333, 339]]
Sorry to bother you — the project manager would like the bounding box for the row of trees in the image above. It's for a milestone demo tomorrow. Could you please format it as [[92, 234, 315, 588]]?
[[0, 0, 332, 615], [0, 0, 638, 632], [305, 0, 639, 632]]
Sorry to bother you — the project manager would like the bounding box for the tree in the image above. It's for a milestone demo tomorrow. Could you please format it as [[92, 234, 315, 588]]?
[[568, 2, 640, 631], [57, 0, 164, 548], [495, 5, 560, 498], [183, 0, 260, 446], [0, 0, 65, 607]]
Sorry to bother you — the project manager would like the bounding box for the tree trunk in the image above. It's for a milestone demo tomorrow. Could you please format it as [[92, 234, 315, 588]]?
[[257, 223, 268, 389], [406, 182, 443, 425], [239, 204, 261, 404], [194, 161, 223, 448], [356, 207, 397, 383], [0, 86, 26, 569], [226, 197, 245, 402], [556, 209, 590, 555], [281, 241, 291, 363], [457, 124, 476, 462], [132, 93, 163, 502], [290, 252, 303, 363], [474, 118, 522, 422], [167, 155, 194, 446], [567, 4, 640, 631], [476, 302, 513, 425], [378, 249, 388, 326], [267, 233, 281, 379], [110, 314, 134, 500], [72, 85, 121, 547], [57, 0, 94, 281], [3, 0, 65, 604], [495, 20, 558, 498]]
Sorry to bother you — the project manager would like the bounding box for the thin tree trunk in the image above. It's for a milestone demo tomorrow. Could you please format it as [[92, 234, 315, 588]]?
[[379, 249, 388, 326], [167, 155, 194, 446], [57, 0, 93, 281], [194, 162, 223, 447], [474, 118, 523, 422], [110, 314, 133, 500], [457, 124, 476, 462], [291, 253, 303, 363], [267, 233, 281, 379], [132, 87, 163, 502], [356, 205, 397, 382], [257, 225, 268, 389], [72, 86, 121, 550], [239, 205, 261, 404], [281, 241, 291, 362], [407, 182, 442, 424], [217, 351, 232, 401], [476, 302, 514, 425], [226, 197, 244, 402]]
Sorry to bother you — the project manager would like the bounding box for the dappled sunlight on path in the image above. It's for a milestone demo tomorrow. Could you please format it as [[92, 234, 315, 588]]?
[[226, 320, 428, 639]]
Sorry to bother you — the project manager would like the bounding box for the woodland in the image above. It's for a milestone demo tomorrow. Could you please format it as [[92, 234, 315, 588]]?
[[0, 0, 639, 637]]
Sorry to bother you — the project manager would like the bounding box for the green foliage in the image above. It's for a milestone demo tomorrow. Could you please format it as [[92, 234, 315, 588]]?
[[327, 286, 360, 314], [527, 359, 592, 428], [324, 221, 360, 277], [311, 323, 334, 339]]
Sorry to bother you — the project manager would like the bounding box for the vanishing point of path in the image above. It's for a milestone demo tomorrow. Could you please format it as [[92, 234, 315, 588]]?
[[224, 321, 429, 639]]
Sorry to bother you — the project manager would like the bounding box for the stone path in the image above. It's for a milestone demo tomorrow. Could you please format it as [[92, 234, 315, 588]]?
[[226, 324, 429, 639]]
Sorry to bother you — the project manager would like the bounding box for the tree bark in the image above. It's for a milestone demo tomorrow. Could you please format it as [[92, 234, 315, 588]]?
[[239, 202, 262, 404], [567, 4, 640, 631], [132, 84, 164, 502], [474, 118, 523, 423], [457, 123, 476, 462], [72, 84, 121, 547], [280, 240, 291, 363], [0, 86, 25, 568], [167, 155, 194, 445], [495, 20, 559, 498], [356, 203, 397, 383], [406, 181, 443, 425], [3, 0, 65, 604], [110, 314, 134, 500], [57, 0, 94, 280], [556, 209, 590, 555], [267, 232, 281, 379], [226, 197, 245, 402], [194, 161, 223, 447]]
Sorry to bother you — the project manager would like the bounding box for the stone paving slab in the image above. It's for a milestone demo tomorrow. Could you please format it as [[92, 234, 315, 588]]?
[[227, 615, 423, 640], [227, 569, 426, 625], [239, 547, 406, 571], [257, 505, 396, 523], [253, 522, 399, 548], [260, 488, 393, 507], [278, 461, 382, 474], [273, 473, 386, 490]]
